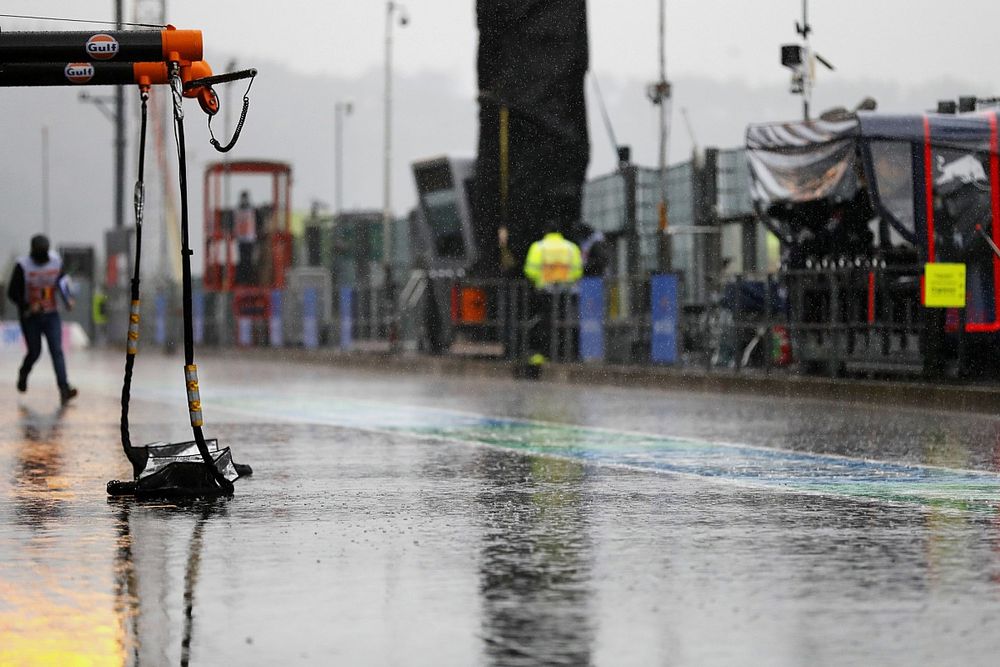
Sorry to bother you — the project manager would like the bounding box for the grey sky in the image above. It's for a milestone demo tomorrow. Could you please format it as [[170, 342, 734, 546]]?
[[5, 2, 1000, 90], [2, 1, 999, 272]]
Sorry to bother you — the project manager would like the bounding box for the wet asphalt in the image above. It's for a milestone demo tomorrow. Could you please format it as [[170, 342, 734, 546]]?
[[3, 348, 1000, 666]]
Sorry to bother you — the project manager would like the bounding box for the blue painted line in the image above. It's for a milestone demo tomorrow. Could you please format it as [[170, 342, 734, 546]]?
[[196, 391, 1000, 512]]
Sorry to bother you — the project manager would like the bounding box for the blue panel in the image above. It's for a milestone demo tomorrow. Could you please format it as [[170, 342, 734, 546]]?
[[577, 277, 604, 362], [192, 291, 204, 346], [155, 293, 167, 346], [339, 286, 353, 351], [270, 289, 284, 347], [651, 274, 679, 364], [302, 287, 319, 349]]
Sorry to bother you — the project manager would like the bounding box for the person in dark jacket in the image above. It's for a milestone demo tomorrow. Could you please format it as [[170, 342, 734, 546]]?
[[7, 235, 78, 404], [570, 221, 610, 277]]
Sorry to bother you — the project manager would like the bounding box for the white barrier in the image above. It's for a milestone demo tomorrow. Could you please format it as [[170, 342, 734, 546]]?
[[0, 320, 90, 351]]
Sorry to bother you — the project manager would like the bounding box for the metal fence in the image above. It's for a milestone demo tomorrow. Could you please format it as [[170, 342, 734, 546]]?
[[123, 264, 936, 377], [781, 265, 924, 375]]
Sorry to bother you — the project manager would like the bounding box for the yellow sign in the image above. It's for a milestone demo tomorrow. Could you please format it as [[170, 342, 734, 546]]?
[[924, 262, 966, 308]]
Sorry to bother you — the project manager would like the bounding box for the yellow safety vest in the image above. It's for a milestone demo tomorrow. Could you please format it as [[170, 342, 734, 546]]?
[[92, 291, 108, 325], [523, 232, 583, 289]]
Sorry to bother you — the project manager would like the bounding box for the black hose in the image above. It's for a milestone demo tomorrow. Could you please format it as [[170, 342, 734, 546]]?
[[170, 65, 234, 495], [120, 90, 149, 478]]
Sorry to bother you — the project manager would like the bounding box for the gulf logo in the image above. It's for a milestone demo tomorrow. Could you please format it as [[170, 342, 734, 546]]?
[[65, 63, 95, 84], [85, 34, 119, 60]]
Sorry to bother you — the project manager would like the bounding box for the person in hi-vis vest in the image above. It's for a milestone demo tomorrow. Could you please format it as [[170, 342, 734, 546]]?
[[523, 222, 583, 364], [6, 235, 78, 404]]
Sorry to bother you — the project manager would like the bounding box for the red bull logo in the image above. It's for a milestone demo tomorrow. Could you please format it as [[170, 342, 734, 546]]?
[[64, 63, 95, 84], [85, 34, 119, 60]]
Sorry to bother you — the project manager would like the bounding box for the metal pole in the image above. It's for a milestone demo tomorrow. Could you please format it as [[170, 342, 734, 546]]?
[[801, 0, 811, 121], [114, 0, 125, 228], [336, 103, 344, 215], [41, 126, 50, 236], [382, 1, 394, 277], [335, 101, 352, 215], [657, 0, 672, 272], [223, 58, 236, 209]]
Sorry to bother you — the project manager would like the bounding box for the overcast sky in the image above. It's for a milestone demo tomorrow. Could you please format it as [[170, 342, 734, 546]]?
[[2, 1, 999, 271], [4, 1, 997, 89]]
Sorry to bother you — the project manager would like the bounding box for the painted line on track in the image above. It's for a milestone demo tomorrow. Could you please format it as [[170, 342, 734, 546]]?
[[168, 388, 1000, 513]]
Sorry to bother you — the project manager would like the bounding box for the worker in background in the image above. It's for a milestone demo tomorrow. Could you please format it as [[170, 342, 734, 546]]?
[[523, 221, 583, 365], [234, 190, 257, 284], [6, 234, 78, 404], [91, 287, 108, 346]]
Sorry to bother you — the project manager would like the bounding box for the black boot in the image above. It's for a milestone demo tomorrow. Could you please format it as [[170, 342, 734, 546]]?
[[16, 369, 27, 393], [60, 386, 78, 405]]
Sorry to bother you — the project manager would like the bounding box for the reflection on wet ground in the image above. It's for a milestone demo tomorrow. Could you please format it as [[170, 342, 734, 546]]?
[[3, 351, 1000, 665]]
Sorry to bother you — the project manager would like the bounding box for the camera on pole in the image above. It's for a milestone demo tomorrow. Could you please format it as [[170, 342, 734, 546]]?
[[779, 1, 834, 120]]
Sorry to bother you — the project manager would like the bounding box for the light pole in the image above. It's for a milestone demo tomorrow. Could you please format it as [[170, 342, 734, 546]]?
[[41, 126, 50, 236], [78, 91, 125, 230], [334, 101, 353, 215], [113, 0, 125, 228], [648, 0, 672, 273], [224, 58, 237, 208], [383, 1, 409, 280]]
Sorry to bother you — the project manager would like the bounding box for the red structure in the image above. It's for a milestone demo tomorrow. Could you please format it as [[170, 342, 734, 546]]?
[[203, 160, 293, 292], [203, 160, 293, 345]]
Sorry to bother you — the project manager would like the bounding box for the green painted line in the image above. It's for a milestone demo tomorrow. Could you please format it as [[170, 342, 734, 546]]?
[[200, 391, 1000, 512]]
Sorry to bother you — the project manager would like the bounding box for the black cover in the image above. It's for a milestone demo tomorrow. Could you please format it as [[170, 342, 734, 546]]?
[[474, 0, 590, 276], [107, 438, 249, 498]]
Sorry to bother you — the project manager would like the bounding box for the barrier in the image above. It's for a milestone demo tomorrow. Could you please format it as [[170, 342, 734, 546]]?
[[578, 278, 605, 362], [339, 286, 353, 351], [0, 321, 90, 351], [124, 264, 948, 378]]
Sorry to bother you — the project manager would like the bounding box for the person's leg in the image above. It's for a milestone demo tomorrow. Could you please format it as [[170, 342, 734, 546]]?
[[18, 316, 43, 390], [40, 313, 70, 390], [529, 290, 554, 360]]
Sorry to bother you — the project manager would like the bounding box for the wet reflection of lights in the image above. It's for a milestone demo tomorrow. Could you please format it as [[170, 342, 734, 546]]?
[[477, 451, 594, 666], [0, 590, 123, 667], [1, 405, 122, 666]]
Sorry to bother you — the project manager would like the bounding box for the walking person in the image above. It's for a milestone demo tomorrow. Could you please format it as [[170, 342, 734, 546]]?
[[7, 234, 78, 404]]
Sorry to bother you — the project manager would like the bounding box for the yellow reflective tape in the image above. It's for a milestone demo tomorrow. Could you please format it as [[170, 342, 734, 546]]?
[[184, 364, 203, 426], [129, 313, 140, 324]]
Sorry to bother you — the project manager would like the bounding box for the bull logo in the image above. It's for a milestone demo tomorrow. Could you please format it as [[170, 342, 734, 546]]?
[[936, 154, 987, 186], [64, 63, 95, 84], [86, 34, 119, 60]]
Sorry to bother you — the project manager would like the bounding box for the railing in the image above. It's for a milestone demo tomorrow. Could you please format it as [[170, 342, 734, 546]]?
[[122, 265, 937, 377], [780, 265, 924, 376]]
